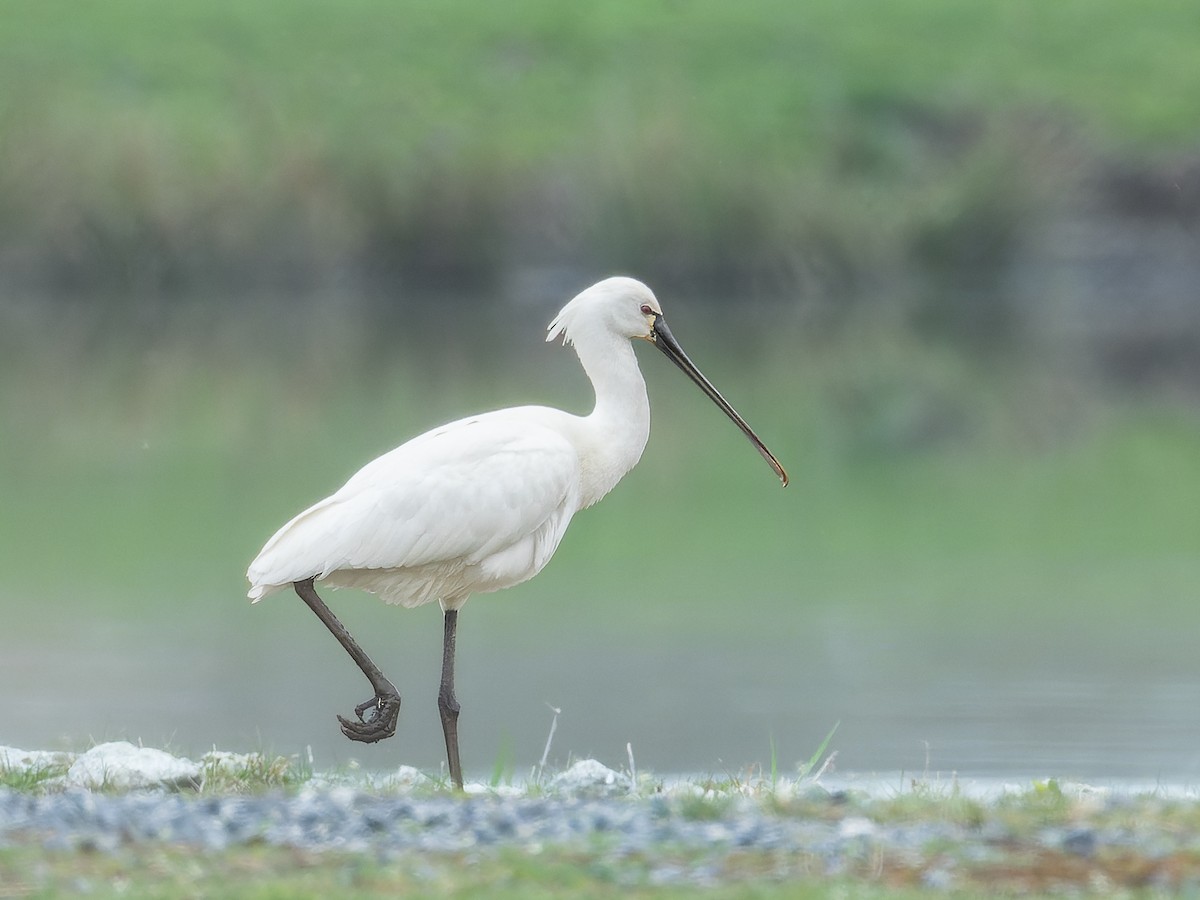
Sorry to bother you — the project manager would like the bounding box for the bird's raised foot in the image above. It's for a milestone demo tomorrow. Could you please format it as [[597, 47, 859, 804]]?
[[336, 693, 401, 743]]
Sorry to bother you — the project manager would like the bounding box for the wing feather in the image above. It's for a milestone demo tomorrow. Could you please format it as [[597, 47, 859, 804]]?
[[246, 410, 579, 604]]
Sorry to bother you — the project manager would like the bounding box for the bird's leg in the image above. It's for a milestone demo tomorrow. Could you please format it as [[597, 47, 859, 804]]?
[[438, 608, 464, 790], [294, 578, 401, 743]]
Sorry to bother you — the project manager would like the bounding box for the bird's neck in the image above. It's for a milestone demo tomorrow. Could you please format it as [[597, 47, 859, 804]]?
[[573, 333, 651, 508]]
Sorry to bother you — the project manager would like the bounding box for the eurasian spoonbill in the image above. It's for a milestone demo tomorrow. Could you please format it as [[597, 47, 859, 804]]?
[[246, 276, 787, 788]]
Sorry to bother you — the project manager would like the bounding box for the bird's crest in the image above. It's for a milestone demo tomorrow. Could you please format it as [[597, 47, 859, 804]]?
[[545, 307, 572, 346]]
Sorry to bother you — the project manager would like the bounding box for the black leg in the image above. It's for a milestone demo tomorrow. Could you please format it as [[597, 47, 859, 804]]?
[[438, 608, 464, 789], [294, 578, 401, 743]]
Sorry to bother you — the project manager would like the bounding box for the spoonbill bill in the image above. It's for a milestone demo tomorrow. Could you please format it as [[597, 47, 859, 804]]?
[[246, 277, 787, 788]]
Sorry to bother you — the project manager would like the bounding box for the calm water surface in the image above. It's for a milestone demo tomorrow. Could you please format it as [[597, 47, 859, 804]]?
[[4, 594, 1198, 782]]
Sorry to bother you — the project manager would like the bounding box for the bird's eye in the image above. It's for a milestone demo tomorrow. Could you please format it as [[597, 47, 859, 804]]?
[[640, 304, 654, 315]]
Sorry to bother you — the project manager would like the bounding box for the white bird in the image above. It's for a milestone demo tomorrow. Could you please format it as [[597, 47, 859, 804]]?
[[246, 276, 787, 789]]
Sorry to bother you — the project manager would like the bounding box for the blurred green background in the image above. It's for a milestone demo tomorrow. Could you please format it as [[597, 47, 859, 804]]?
[[2, 0, 1198, 780]]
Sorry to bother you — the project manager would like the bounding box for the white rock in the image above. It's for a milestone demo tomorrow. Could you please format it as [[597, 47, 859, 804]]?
[[549, 759, 631, 796], [63, 741, 202, 791], [0, 745, 75, 772], [200, 750, 269, 777], [375, 764, 430, 790]]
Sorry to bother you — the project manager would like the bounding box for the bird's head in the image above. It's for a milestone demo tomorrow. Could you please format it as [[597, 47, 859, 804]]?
[[545, 276, 662, 346], [547, 277, 789, 487]]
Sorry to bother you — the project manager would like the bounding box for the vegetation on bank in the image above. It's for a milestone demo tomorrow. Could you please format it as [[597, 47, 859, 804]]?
[[1, 0, 1198, 310]]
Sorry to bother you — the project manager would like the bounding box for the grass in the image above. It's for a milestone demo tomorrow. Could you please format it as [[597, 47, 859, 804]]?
[[0, 842, 966, 899], [198, 750, 311, 795], [0, 749, 306, 796], [6, 0, 1197, 161], [0, 0, 1197, 293], [0, 759, 72, 794]]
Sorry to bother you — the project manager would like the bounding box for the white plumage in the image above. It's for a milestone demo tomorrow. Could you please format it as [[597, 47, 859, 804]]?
[[245, 276, 786, 788], [247, 412, 581, 608], [248, 276, 669, 610]]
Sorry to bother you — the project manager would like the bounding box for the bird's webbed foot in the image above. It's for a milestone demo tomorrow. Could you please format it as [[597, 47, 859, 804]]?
[[336, 690, 401, 743]]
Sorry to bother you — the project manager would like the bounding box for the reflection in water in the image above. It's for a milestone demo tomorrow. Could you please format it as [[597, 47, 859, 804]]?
[[4, 598, 1198, 781]]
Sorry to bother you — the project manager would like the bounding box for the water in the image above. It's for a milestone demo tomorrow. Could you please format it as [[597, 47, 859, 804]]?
[[3, 285, 1198, 784], [5, 593, 1199, 783]]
